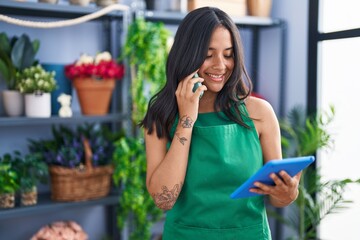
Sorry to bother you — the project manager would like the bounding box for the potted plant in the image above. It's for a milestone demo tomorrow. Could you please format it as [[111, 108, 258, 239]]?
[[16, 64, 58, 117], [269, 105, 360, 240], [65, 51, 125, 115], [0, 153, 19, 208], [11, 151, 48, 206], [28, 124, 122, 202], [0, 33, 40, 116]]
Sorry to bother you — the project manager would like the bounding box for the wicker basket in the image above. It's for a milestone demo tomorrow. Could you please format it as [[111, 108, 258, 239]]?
[[49, 139, 114, 202]]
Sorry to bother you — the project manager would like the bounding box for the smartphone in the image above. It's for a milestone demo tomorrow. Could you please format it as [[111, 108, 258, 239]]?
[[192, 73, 204, 99]]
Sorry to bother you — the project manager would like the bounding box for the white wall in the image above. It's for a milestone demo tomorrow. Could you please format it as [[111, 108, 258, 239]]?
[[261, 1, 309, 239], [260, 0, 309, 115]]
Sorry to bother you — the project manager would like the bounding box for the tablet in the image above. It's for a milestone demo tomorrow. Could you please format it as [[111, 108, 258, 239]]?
[[230, 156, 315, 199]]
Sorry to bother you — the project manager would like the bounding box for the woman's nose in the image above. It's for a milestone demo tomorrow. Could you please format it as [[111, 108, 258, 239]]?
[[212, 56, 226, 70]]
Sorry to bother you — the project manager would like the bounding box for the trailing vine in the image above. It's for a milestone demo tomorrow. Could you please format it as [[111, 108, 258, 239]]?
[[112, 17, 170, 240], [112, 137, 162, 240], [123, 17, 170, 125]]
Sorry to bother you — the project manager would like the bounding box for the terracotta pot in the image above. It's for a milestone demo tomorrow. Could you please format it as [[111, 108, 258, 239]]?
[[0, 193, 15, 208], [73, 78, 116, 115], [21, 186, 38, 206], [247, 0, 272, 17]]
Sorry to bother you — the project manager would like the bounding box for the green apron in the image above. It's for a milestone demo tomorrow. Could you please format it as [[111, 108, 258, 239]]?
[[163, 103, 271, 240]]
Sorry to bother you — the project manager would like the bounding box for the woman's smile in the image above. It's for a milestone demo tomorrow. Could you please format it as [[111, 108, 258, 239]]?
[[206, 73, 226, 82]]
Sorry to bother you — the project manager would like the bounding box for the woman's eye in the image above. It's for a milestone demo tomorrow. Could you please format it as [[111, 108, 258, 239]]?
[[206, 55, 212, 58], [224, 55, 233, 58]]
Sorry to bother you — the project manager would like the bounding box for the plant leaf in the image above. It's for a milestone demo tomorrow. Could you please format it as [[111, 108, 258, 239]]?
[[0, 32, 10, 55], [11, 34, 36, 70]]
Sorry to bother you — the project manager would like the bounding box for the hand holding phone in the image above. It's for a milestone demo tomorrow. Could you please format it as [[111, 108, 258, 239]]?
[[192, 73, 204, 99]]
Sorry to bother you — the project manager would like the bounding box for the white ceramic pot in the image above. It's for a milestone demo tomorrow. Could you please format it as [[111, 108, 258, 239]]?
[[1, 90, 24, 117], [25, 92, 51, 118]]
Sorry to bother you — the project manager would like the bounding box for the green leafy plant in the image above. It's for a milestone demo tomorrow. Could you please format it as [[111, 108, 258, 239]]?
[[272, 105, 360, 240], [11, 151, 48, 193], [0, 33, 40, 90], [112, 137, 162, 240], [16, 64, 57, 94], [123, 17, 170, 125], [112, 17, 170, 240], [0, 154, 19, 194]]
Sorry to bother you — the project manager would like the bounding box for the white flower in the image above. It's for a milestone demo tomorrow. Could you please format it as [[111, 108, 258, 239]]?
[[26, 78, 33, 85], [95, 51, 112, 64], [38, 80, 44, 86], [76, 54, 94, 66]]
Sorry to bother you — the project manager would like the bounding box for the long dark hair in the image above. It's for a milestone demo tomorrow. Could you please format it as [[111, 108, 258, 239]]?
[[140, 7, 252, 140]]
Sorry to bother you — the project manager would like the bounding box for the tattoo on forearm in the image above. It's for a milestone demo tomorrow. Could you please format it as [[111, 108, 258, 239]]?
[[152, 182, 183, 210], [180, 115, 193, 128], [175, 132, 187, 145]]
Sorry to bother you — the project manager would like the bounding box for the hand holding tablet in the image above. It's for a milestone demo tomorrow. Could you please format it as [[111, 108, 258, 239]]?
[[230, 156, 315, 199]]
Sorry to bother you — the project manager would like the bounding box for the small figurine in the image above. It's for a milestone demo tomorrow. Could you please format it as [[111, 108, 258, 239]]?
[[57, 93, 73, 117]]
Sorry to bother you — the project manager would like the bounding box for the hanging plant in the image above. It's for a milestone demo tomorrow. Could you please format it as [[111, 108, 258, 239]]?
[[113, 137, 162, 240], [112, 17, 171, 240], [123, 17, 170, 125]]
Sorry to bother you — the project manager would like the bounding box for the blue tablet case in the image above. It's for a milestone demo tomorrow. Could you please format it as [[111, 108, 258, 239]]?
[[230, 156, 315, 199]]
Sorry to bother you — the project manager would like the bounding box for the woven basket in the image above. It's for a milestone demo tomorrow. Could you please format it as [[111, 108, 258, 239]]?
[[49, 139, 114, 202]]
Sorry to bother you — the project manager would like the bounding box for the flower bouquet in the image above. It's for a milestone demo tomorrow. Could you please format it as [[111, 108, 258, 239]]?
[[65, 52, 125, 115]]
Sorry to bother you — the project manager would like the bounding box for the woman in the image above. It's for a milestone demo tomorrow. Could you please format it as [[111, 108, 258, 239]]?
[[141, 7, 300, 239]]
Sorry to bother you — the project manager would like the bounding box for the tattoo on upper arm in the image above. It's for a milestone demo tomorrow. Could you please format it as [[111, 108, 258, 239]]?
[[180, 115, 193, 128], [152, 182, 183, 210], [175, 132, 187, 145]]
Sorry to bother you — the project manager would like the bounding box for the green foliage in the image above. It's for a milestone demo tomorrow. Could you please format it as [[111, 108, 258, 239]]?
[[11, 151, 48, 192], [0, 154, 19, 194], [112, 137, 162, 240], [16, 64, 58, 94], [123, 18, 170, 125], [0, 33, 40, 90], [114, 17, 170, 239], [272, 105, 360, 240], [280, 105, 335, 157], [11, 34, 39, 70]]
